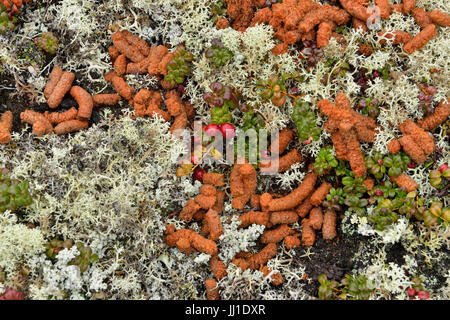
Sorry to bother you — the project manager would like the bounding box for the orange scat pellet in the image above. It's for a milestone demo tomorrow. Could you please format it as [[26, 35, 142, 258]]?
[[108, 46, 120, 62], [210, 255, 227, 280], [70, 86, 94, 120], [417, 99, 450, 131], [403, 23, 436, 54], [322, 209, 338, 240], [399, 135, 427, 164], [111, 76, 134, 101], [231, 163, 257, 210], [113, 54, 127, 76], [375, 0, 391, 19], [387, 139, 401, 154], [0, 111, 13, 144], [428, 10, 450, 27], [92, 93, 121, 106], [179, 199, 201, 222], [44, 107, 78, 125], [309, 207, 323, 230], [202, 172, 224, 187], [270, 128, 294, 155], [204, 209, 224, 241], [20, 110, 53, 137], [212, 190, 225, 214], [111, 31, 146, 63], [296, 194, 314, 218], [390, 173, 419, 192], [147, 46, 169, 76], [340, 0, 371, 21], [266, 171, 317, 211], [310, 181, 332, 206], [269, 210, 299, 225], [301, 219, 316, 247], [47, 71, 75, 109], [260, 266, 284, 286], [53, 119, 89, 135], [247, 243, 278, 270], [284, 235, 301, 249], [399, 119, 435, 155], [239, 211, 271, 228], [412, 7, 432, 29], [260, 224, 295, 244], [402, 0, 415, 14], [44, 66, 63, 99], [205, 279, 220, 300]]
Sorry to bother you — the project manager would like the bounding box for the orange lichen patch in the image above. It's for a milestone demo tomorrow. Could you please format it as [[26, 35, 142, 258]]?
[[340, 0, 371, 21], [239, 211, 270, 228], [247, 243, 278, 269], [363, 177, 375, 191], [216, 17, 230, 29], [260, 266, 284, 286], [402, 0, 415, 14], [53, 120, 89, 135], [301, 219, 316, 247], [111, 30, 146, 63], [417, 99, 450, 131], [428, 10, 450, 27], [44, 107, 78, 125], [212, 190, 225, 214], [308, 207, 323, 230], [44, 66, 63, 99], [387, 139, 401, 154], [399, 135, 427, 164], [20, 110, 53, 137], [210, 255, 227, 280], [310, 182, 332, 206], [111, 76, 134, 101], [260, 224, 295, 244], [399, 119, 435, 155], [203, 172, 224, 187], [296, 194, 314, 218], [265, 171, 317, 212], [375, 0, 391, 19], [113, 54, 127, 76], [230, 163, 257, 210], [412, 7, 432, 28], [403, 23, 436, 54], [92, 93, 121, 106], [179, 199, 201, 222], [322, 209, 337, 240], [284, 235, 301, 249], [379, 30, 413, 45], [205, 209, 224, 241], [205, 279, 220, 300], [269, 211, 298, 225], [390, 173, 419, 192], [70, 86, 93, 120], [270, 128, 294, 155], [0, 111, 13, 144], [47, 71, 75, 109]]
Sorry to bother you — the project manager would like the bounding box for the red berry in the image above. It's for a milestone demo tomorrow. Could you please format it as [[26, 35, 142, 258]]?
[[375, 190, 383, 196], [417, 291, 430, 300], [372, 70, 380, 78], [407, 287, 416, 297], [439, 164, 449, 173], [219, 123, 236, 139], [407, 161, 416, 169], [193, 167, 206, 181], [204, 124, 220, 137]]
